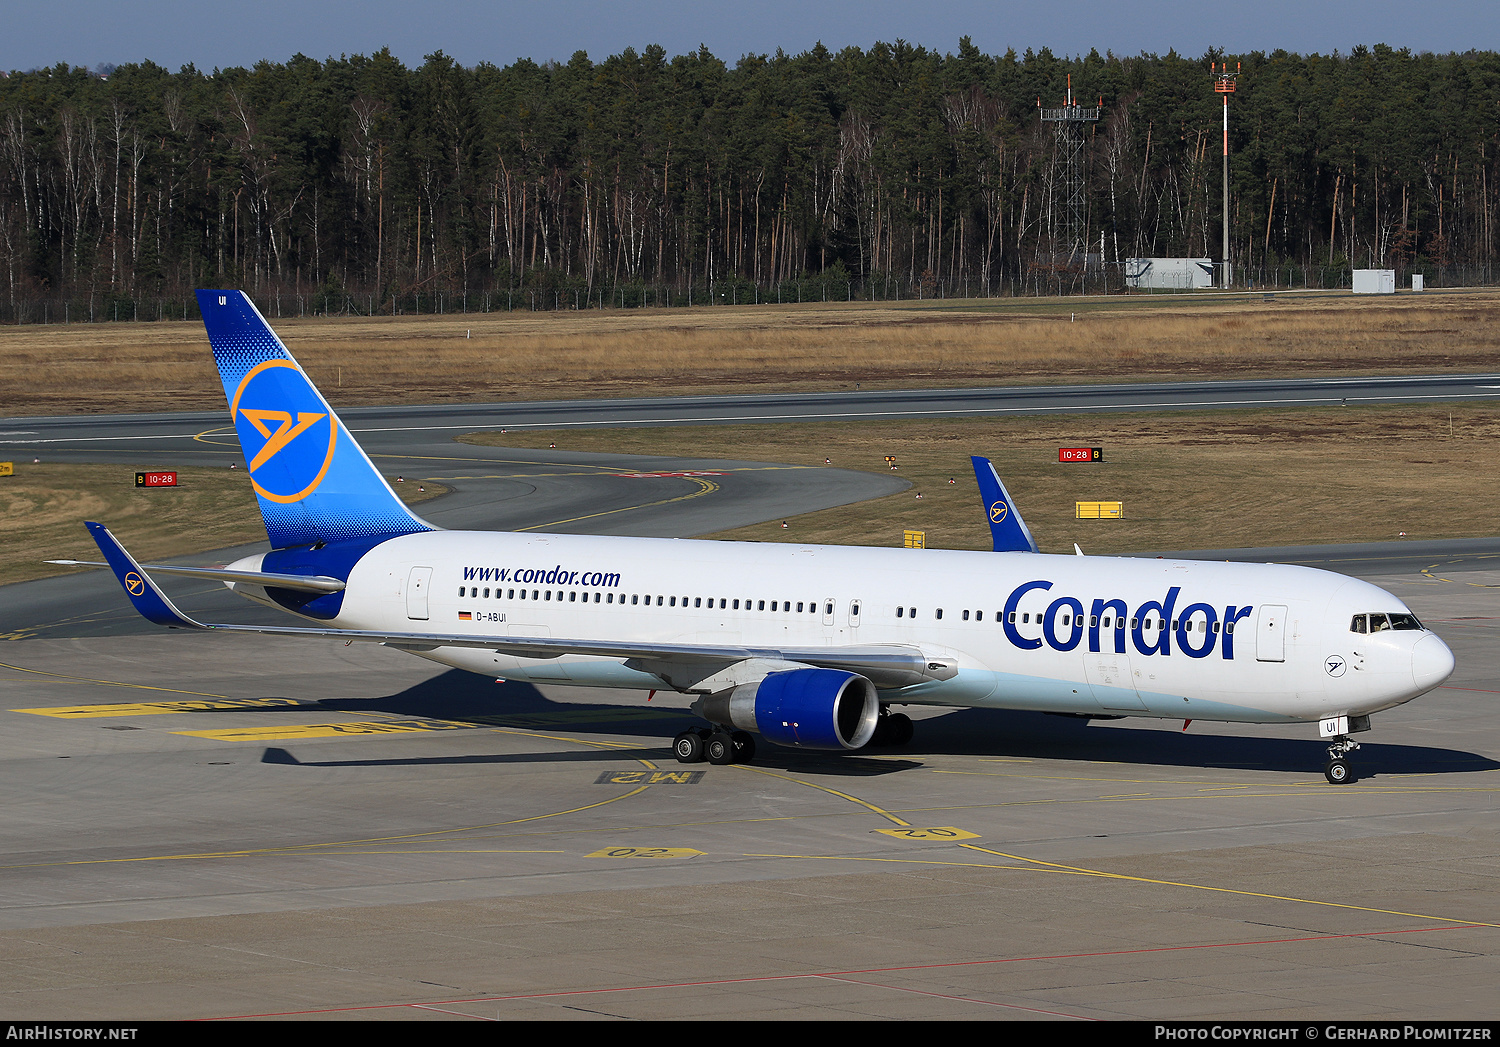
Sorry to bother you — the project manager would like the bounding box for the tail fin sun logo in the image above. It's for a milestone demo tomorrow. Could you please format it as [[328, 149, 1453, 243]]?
[[989, 500, 1009, 524], [229, 359, 338, 504]]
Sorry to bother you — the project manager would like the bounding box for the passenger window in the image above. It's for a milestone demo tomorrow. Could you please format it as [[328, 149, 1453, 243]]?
[[935, 609, 943, 620], [962, 610, 970, 621], [976, 610, 983, 622], [897, 607, 904, 618]]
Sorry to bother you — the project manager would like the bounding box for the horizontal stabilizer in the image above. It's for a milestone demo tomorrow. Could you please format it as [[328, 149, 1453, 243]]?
[[48, 559, 346, 594]]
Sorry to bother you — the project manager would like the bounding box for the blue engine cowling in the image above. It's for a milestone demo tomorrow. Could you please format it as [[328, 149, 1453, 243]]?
[[696, 668, 880, 750]]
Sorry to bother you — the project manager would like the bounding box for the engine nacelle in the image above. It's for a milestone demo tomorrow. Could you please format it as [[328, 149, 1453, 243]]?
[[693, 668, 879, 750]]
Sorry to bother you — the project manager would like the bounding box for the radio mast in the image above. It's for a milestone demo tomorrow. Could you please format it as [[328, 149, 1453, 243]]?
[[1212, 61, 1240, 289]]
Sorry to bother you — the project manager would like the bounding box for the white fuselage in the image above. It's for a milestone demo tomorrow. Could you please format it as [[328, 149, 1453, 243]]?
[[231, 531, 1452, 726]]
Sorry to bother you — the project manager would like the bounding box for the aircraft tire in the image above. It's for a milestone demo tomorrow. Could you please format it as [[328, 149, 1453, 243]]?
[[731, 731, 756, 763], [706, 732, 737, 765], [1324, 758, 1353, 784], [887, 713, 914, 746], [673, 730, 705, 763]]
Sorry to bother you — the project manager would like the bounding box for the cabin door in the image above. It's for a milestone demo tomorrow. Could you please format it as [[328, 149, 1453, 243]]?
[[406, 566, 433, 620]]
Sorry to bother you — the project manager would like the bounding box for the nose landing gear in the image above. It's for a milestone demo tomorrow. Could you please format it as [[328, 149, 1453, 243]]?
[[1324, 735, 1361, 784]]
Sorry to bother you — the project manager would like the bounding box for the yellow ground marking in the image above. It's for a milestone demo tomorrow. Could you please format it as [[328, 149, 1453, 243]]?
[[517, 476, 721, 532], [586, 847, 703, 859], [1, 660, 232, 700], [956, 843, 1500, 929], [472, 708, 682, 727], [875, 826, 980, 841], [176, 718, 471, 741], [731, 764, 911, 826], [0, 725, 665, 871], [744, 847, 1495, 932], [933, 767, 1500, 797], [597, 770, 703, 785], [16, 697, 305, 718], [1421, 553, 1500, 588]]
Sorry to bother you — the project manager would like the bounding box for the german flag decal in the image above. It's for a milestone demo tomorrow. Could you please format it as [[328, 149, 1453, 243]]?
[[458, 611, 472, 621]]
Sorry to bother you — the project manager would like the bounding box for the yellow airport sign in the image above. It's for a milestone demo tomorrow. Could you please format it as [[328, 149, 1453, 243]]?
[[903, 529, 926, 548], [1076, 501, 1123, 519], [0, 462, 12, 477]]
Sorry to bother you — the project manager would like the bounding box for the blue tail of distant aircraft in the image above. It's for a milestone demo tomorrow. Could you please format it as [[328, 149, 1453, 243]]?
[[970, 456, 1039, 553], [196, 290, 435, 549]]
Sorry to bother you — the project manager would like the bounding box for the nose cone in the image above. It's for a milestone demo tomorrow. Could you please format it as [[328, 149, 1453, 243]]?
[[1412, 633, 1455, 693]]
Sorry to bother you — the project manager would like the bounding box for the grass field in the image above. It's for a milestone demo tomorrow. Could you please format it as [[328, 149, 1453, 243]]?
[[3, 290, 1496, 583], [3, 289, 1500, 416], [464, 404, 1500, 555], [0, 465, 445, 587]]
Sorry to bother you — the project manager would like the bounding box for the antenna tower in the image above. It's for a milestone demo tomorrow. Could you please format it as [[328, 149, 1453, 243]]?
[[1212, 61, 1240, 289], [1038, 75, 1101, 271]]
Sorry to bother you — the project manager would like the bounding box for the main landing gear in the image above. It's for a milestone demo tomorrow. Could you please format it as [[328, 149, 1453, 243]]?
[[1324, 735, 1361, 784], [870, 711, 914, 747], [673, 728, 756, 765]]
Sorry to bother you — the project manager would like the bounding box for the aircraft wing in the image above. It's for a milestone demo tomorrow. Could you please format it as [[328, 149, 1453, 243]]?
[[82, 522, 953, 690]]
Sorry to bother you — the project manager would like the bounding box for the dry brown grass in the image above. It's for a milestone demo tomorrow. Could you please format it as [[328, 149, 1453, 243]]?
[[466, 404, 1500, 554], [4, 290, 1500, 416], [0, 465, 447, 587]]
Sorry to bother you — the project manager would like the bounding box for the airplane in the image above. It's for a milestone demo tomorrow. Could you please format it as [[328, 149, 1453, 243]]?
[[61, 290, 1455, 785]]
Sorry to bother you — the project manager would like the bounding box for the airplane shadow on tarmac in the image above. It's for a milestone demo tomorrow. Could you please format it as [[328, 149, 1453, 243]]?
[[246, 669, 1499, 783]]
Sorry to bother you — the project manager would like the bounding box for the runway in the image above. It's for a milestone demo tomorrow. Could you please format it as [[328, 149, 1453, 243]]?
[[1, 380, 1497, 1020]]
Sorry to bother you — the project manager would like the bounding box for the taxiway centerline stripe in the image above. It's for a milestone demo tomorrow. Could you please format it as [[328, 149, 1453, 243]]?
[[956, 843, 1500, 928], [0, 660, 231, 700], [732, 764, 912, 826], [516, 477, 719, 531]]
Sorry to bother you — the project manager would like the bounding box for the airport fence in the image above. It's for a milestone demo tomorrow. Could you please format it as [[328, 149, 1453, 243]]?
[[3, 264, 1498, 324]]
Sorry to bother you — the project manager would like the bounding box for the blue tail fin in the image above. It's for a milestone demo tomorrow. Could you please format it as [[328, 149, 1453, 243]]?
[[970, 456, 1039, 553], [196, 290, 435, 549]]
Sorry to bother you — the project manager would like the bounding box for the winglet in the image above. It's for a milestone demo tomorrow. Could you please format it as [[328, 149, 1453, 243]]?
[[970, 457, 1039, 553], [84, 522, 207, 629]]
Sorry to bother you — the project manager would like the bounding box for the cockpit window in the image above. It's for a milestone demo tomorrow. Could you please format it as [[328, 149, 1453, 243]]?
[[1352, 612, 1424, 634]]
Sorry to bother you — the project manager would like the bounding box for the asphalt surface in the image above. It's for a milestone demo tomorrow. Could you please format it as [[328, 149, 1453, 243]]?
[[1, 377, 1497, 1020]]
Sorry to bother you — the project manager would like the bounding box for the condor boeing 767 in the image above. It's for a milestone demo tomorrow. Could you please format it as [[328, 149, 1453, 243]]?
[[64, 291, 1454, 784]]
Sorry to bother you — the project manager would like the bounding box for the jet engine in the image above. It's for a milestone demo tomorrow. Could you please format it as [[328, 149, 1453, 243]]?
[[692, 667, 879, 750]]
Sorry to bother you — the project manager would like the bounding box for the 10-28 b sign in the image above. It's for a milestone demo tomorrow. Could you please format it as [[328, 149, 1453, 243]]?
[[135, 471, 178, 488], [1058, 447, 1103, 463]]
